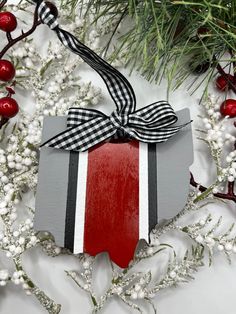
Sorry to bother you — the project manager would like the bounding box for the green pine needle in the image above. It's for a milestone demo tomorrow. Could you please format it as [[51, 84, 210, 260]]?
[[61, 0, 236, 92]]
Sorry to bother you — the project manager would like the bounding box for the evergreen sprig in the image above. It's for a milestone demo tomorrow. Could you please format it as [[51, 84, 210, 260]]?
[[62, 0, 236, 93]]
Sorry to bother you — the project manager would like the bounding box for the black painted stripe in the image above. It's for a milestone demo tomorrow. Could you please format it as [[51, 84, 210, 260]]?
[[64, 151, 79, 251], [148, 144, 158, 233]]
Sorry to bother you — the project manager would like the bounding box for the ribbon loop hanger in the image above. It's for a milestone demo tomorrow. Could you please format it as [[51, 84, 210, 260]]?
[[35, 0, 189, 152]]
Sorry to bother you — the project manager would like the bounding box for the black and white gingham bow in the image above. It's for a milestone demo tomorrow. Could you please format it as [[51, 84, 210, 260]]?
[[36, 0, 188, 152]]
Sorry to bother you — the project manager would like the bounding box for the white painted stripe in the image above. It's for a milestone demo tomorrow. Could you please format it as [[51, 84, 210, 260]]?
[[139, 142, 149, 242], [73, 151, 88, 253]]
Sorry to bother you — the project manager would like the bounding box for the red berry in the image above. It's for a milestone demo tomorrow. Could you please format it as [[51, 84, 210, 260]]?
[[216, 74, 235, 91], [0, 60, 15, 82], [0, 97, 19, 118], [220, 99, 236, 118], [0, 12, 17, 32]]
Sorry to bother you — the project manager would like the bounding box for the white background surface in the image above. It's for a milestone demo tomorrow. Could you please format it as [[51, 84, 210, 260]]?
[[1, 5, 236, 314]]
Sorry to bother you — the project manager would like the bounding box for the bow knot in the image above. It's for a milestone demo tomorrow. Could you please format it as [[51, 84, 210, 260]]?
[[41, 103, 188, 152], [110, 111, 128, 129]]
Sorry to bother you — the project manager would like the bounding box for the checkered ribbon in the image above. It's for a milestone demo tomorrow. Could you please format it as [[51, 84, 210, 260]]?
[[36, 0, 188, 151]]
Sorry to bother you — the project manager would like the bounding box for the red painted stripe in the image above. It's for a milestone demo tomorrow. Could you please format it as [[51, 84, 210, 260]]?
[[83, 141, 139, 268]]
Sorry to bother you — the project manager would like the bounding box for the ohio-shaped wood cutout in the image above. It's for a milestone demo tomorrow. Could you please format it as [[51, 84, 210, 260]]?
[[35, 108, 193, 268]]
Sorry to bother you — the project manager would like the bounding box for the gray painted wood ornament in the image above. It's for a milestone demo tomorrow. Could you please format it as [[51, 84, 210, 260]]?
[[34, 0, 194, 268], [35, 110, 193, 268]]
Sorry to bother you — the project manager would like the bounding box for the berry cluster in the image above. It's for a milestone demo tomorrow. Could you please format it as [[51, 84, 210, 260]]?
[[215, 75, 236, 118], [0, 12, 19, 121]]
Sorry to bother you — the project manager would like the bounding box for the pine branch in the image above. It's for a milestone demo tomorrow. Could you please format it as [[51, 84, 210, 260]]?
[[64, 0, 236, 92]]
